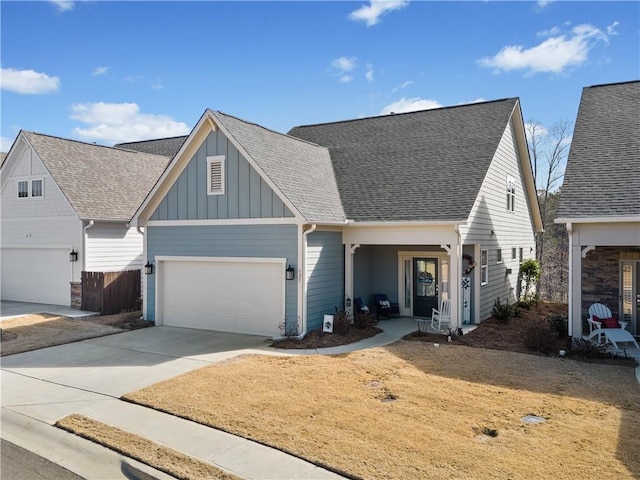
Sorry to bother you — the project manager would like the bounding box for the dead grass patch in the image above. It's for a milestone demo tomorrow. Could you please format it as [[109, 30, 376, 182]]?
[[0, 311, 151, 356], [124, 342, 640, 480], [55, 414, 240, 480]]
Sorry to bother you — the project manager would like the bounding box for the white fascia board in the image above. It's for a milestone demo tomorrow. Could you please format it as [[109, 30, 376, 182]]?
[[554, 216, 640, 224], [346, 220, 466, 227], [146, 218, 299, 227], [209, 111, 306, 223], [0, 132, 29, 191], [510, 101, 544, 234]]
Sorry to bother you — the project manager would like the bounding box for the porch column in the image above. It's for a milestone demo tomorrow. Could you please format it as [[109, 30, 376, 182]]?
[[450, 238, 460, 330], [568, 227, 583, 338], [344, 244, 359, 318]]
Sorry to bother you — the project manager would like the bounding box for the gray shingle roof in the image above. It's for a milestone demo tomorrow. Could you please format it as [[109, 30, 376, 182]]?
[[114, 136, 187, 158], [288, 99, 519, 222], [212, 111, 346, 223], [24, 132, 170, 221], [557, 81, 640, 219]]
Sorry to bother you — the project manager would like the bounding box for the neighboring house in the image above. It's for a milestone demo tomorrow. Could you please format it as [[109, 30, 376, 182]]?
[[132, 99, 542, 337], [0, 132, 170, 306], [555, 80, 640, 340]]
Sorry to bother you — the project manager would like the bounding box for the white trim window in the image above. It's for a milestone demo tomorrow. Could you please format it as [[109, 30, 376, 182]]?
[[480, 249, 488, 285], [506, 175, 516, 212], [496, 248, 503, 264], [17, 180, 28, 198], [511, 247, 517, 260], [207, 155, 225, 195], [31, 179, 43, 198]]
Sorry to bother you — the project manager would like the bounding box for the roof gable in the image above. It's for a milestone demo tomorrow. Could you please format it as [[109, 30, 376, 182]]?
[[557, 80, 640, 220], [288, 99, 520, 222], [20, 132, 170, 221]]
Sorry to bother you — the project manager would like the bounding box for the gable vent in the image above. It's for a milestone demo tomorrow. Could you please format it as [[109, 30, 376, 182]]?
[[207, 155, 225, 195]]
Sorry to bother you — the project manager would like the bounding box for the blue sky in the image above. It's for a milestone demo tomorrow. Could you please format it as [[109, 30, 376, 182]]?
[[1, 1, 638, 152]]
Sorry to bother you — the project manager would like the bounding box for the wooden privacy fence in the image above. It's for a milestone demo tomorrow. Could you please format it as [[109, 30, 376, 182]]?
[[81, 270, 141, 315]]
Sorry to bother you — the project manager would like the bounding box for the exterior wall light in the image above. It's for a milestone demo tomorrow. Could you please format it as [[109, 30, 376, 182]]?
[[286, 265, 295, 280], [69, 249, 78, 262], [144, 262, 154, 275]]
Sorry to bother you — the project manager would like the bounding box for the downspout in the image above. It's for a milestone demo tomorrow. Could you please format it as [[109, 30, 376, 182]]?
[[82, 220, 95, 272], [566, 222, 573, 338]]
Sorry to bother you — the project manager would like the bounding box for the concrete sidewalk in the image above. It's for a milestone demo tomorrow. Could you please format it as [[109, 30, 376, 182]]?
[[1, 319, 418, 479], [0, 300, 99, 321]]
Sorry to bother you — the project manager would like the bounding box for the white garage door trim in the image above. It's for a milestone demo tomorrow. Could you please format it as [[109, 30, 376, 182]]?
[[155, 256, 286, 335]]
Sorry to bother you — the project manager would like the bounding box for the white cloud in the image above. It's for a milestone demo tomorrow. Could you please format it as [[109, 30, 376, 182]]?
[[607, 21, 619, 36], [535, 0, 553, 11], [1, 136, 16, 153], [92, 66, 109, 76], [366, 64, 374, 83], [331, 57, 357, 72], [331, 56, 357, 83], [392, 80, 413, 92], [50, 1, 74, 12], [349, 0, 409, 27], [380, 97, 442, 115], [525, 122, 549, 138], [0, 67, 60, 94], [478, 23, 611, 75], [70, 102, 190, 143]]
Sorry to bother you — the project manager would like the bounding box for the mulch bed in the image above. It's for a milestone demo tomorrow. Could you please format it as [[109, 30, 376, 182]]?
[[272, 325, 382, 349]]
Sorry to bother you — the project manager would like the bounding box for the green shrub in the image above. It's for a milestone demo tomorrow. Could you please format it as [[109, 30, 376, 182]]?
[[548, 314, 568, 338], [492, 297, 515, 324], [519, 259, 541, 302]]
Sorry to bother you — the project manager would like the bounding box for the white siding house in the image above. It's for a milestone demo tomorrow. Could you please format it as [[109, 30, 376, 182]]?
[[0, 131, 170, 307]]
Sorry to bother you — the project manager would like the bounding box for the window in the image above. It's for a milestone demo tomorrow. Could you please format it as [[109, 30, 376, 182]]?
[[31, 179, 43, 197], [207, 155, 225, 195], [511, 247, 517, 260], [506, 175, 516, 212], [519, 247, 523, 262], [480, 249, 488, 285], [497, 248, 503, 264], [17, 180, 28, 198]]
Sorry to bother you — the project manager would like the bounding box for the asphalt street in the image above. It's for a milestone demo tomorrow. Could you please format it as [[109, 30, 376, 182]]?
[[1, 438, 84, 480]]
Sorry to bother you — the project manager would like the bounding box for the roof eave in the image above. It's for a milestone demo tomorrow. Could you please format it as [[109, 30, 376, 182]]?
[[554, 216, 640, 225]]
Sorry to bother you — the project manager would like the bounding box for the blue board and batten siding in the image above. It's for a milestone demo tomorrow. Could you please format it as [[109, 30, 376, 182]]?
[[146, 128, 299, 332], [151, 130, 294, 221], [306, 231, 344, 331], [146, 224, 298, 326]]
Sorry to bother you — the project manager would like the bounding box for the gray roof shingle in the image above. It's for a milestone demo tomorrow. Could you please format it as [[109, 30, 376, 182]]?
[[556, 81, 640, 219], [288, 99, 519, 222], [24, 132, 170, 221], [212, 111, 346, 223], [114, 136, 187, 158]]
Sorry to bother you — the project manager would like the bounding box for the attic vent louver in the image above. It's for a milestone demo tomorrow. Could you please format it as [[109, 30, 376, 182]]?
[[207, 155, 225, 195]]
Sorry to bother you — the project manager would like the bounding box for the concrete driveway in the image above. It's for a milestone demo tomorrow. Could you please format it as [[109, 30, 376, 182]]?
[[0, 300, 99, 321]]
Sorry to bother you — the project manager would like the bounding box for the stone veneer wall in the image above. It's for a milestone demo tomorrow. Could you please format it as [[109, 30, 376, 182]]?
[[70, 281, 82, 309], [581, 247, 640, 332]]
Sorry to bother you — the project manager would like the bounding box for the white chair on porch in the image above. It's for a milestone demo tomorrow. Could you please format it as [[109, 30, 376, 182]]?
[[431, 299, 451, 332], [586, 302, 638, 350]]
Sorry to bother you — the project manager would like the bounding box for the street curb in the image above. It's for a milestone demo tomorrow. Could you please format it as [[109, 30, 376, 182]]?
[[1, 408, 177, 480]]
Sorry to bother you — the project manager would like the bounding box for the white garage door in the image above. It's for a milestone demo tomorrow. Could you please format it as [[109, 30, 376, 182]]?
[[158, 258, 285, 336], [1, 247, 71, 305]]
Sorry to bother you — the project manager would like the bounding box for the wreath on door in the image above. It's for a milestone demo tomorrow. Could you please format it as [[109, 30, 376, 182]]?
[[463, 254, 476, 275]]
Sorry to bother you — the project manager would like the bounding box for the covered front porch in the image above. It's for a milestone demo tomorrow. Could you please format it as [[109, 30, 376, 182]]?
[[343, 224, 479, 329]]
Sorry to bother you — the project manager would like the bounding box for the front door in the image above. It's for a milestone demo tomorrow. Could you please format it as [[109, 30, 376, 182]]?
[[413, 258, 438, 317]]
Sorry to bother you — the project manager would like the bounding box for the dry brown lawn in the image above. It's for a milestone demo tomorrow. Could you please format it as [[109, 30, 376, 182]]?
[[56, 414, 240, 480], [0, 311, 150, 356], [124, 341, 640, 480]]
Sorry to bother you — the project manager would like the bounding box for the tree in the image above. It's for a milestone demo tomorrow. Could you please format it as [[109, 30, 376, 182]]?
[[525, 119, 572, 302]]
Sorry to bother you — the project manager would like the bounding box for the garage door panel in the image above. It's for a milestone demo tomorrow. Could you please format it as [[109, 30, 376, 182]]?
[[160, 259, 284, 336], [1, 248, 70, 305]]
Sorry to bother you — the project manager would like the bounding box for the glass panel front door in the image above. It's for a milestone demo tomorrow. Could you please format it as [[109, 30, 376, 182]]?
[[622, 261, 640, 335], [413, 258, 438, 317]]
